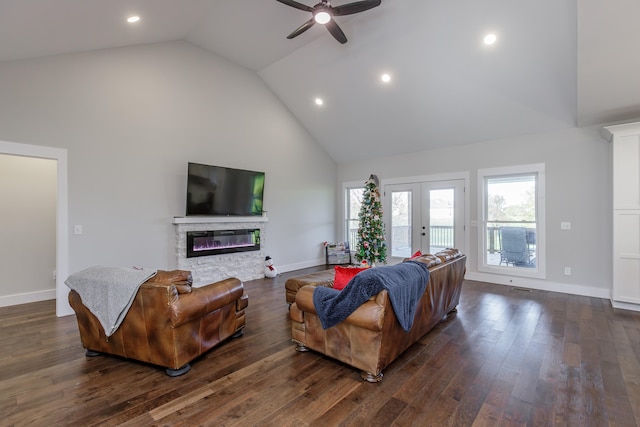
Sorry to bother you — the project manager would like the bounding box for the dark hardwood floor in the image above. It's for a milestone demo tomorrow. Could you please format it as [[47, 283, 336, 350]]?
[[1, 268, 639, 426]]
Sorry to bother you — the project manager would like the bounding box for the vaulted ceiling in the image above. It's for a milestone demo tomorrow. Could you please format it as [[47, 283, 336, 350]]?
[[1, 0, 638, 162]]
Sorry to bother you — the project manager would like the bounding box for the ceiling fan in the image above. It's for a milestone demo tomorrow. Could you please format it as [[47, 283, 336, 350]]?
[[275, 0, 382, 44]]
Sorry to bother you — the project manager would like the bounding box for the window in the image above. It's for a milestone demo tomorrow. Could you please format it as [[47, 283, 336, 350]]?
[[345, 186, 364, 251], [478, 164, 545, 278]]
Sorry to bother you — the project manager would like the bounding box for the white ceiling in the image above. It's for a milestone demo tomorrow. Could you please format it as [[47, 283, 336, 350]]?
[[1, 0, 639, 162]]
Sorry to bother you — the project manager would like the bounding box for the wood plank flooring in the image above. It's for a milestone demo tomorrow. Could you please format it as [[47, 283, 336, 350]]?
[[1, 268, 639, 426]]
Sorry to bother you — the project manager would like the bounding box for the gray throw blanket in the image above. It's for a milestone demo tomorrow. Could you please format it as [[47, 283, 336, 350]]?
[[65, 266, 157, 337], [312, 261, 430, 332]]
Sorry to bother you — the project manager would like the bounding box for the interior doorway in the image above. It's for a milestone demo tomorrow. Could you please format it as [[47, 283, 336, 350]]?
[[384, 179, 465, 261], [0, 140, 70, 316]]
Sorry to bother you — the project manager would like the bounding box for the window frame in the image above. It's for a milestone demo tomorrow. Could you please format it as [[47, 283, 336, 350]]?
[[343, 182, 365, 253], [477, 164, 546, 279]]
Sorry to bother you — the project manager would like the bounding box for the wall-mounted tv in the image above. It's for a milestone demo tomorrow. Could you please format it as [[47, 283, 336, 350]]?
[[186, 162, 265, 216]]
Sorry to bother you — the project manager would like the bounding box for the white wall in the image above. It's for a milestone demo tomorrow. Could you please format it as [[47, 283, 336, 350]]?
[[0, 154, 56, 302], [337, 126, 612, 297], [0, 41, 336, 300]]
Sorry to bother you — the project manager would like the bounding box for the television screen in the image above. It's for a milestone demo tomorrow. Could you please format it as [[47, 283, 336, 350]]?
[[186, 162, 265, 216]]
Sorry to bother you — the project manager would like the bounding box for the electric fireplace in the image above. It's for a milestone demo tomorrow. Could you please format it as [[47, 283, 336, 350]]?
[[186, 229, 260, 258]]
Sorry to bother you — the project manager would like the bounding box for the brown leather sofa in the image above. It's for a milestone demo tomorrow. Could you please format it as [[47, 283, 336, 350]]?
[[289, 250, 466, 382], [68, 270, 248, 376]]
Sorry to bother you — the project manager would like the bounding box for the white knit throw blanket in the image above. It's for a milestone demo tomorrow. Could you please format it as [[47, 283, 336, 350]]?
[[65, 266, 157, 337]]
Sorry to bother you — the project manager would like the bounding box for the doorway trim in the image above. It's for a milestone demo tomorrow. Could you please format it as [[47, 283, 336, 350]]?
[[0, 140, 70, 317]]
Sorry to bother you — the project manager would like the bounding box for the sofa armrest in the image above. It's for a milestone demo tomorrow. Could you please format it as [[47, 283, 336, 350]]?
[[169, 278, 244, 327], [294, 286, 318, 313], [294, 285, 387, 332]]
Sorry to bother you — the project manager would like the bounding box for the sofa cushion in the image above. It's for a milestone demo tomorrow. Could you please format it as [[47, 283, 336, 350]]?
[[333, 265, 368, 290]]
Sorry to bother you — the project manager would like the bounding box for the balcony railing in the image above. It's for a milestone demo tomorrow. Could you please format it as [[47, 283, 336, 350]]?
[[346, 223, 455, 255], [486, 225, 535, 253], [346, 223, 534, 261]]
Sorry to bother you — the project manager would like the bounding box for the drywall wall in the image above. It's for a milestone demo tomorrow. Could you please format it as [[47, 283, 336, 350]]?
[[0, 41, 336, 310], [337, 125, 612, 297], [0, 154, 56, 301]]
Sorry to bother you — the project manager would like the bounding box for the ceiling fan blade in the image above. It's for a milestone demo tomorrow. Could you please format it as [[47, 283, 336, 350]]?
[[287, 18, 316, 39], [325, 19, 347, 44], [332, 0, 381, 16], [275, 0, 314, 12]]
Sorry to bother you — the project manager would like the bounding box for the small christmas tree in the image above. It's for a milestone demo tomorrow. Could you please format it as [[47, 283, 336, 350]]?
[[355, 175, 387, 265]]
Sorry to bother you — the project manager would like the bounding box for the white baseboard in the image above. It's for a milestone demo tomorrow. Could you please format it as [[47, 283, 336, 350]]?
[[610, 299, 640, 312], [277, 258, 326, 274], [464, 271, 611, 299], [0, 288, 56, 308], [4, 271, 613, 310]]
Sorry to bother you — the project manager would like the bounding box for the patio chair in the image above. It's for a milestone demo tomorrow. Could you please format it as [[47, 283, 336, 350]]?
[[499, 227, 534, 267]]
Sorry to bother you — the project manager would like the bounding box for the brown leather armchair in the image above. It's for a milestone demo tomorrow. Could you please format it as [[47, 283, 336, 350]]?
[[69, 270, 248, 376]]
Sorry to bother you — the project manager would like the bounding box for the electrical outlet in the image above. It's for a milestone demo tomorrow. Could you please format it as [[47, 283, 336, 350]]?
[[561, 222, 571, 230], [564, 267, 571, 276], [53, 270, 56, 280]]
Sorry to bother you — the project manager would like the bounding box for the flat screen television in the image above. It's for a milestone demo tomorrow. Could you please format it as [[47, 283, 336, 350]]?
[[186, 162, 265, 216]]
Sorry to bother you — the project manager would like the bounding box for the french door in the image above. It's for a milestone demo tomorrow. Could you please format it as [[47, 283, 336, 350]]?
[[384, 180, 465, 261]]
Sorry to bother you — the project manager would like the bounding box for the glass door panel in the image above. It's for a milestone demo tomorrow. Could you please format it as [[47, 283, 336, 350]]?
[[428, 188, 455, 254], [385, 183, 420, 261], [391, 190, 412, 258], [421, 181, 464, 255]]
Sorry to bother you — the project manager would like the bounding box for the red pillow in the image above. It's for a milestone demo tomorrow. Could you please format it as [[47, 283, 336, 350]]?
[[411, 250, 422, 258], [333, 266, 368, 290]]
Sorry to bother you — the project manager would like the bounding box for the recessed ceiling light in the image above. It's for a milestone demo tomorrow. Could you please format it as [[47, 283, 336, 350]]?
[[381, 73, 391, 83], [127, 16, 141, 24], [484, 34, 497, 45], [315, 98, 324, 106]]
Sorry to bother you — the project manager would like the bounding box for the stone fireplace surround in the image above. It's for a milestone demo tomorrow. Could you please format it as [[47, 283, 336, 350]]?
[[173, 216, 268, 287]]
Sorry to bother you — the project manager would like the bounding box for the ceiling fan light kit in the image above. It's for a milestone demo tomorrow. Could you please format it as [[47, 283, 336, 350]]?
[[276, 0, 382, 44], [314, 10, 331, 24]]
